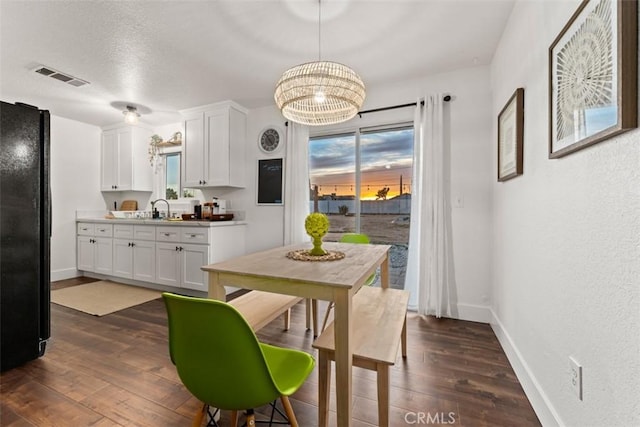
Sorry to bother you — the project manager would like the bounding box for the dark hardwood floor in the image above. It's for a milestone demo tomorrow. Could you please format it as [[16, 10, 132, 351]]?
[[1, 277, 541, 426]]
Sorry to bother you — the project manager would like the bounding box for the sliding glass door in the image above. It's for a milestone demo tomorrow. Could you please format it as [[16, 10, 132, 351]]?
[[309, 124, 413, 289]]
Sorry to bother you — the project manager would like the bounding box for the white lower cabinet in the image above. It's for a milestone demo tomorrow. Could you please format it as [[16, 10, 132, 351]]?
[[181, 243, 209, 292], [77, 224, 113, 274], [156, 243, 181, 287], [77, 221, 245, 294], [156, 242, 209, 292], [112, 225, 156, 282], [113, 239, 156, 282]]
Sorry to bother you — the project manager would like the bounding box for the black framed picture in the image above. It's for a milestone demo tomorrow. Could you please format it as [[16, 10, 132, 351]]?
[[257, 158, 283, 205], [498, 88, 524, 181], [548, 0, 637, 158]]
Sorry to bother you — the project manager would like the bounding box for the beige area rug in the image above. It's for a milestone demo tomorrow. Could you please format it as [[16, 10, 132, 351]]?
[[51, 281, 162, 316]]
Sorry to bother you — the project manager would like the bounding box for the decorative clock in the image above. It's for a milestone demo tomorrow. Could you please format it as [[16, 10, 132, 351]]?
[[258, 127, 283, 153]]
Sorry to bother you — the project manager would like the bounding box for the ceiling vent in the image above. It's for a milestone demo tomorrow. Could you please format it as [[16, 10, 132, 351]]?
[[33, 65, 90, 88]]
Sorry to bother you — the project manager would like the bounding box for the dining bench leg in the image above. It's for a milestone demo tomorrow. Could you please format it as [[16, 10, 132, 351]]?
[[318, 351, 331, 427], [377, 364, 390, 427]]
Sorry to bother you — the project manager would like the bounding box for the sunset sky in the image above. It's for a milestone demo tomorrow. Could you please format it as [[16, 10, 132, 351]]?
[[309, 128, 414, 200]]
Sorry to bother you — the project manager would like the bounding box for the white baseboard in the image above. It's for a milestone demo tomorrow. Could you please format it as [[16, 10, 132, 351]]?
[[408, 302, 491, 323], [455, 303, 491, 323], [490, 309, 564, 427], [50, 268, 80, 282]]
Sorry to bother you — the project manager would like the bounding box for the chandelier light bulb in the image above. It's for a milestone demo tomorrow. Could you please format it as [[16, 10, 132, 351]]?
[[123, 105, 140, 124], [314, 91, 326, 104]]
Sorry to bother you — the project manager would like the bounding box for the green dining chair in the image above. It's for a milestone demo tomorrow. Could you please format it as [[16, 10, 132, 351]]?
[[320, 233, 377, 332], [162, 292, 315, 427]]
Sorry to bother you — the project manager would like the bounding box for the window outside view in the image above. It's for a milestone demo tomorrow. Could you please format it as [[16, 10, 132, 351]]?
[[165, 153, 180, 200], [164, 153, 194, 199], [309, 126, 413, 290]]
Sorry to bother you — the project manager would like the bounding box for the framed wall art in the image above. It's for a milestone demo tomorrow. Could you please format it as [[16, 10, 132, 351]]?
[[498, 88, 524, 182], [257, 158, 284, 205], [548, 0, 637, 158]]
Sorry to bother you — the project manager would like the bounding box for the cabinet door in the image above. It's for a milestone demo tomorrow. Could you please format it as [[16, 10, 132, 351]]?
[[156, 242, 181, 287], [182, 112, 205, 188], [101, 130, 118, 191], [112, 239, 133, 279], [133, 240, 155, 282], [116, 128, 133, 191], [181, 244, 209, 292], [205, 109, 228, 186], [77, 236, 95, 272], [94, 238, 113, 275]]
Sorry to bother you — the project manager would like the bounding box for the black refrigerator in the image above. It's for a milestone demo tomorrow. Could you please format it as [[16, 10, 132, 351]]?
[[0, 101, 51, 371]]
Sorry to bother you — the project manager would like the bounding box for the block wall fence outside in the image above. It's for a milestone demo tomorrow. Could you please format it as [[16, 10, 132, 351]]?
[[310, 198, 412, 215]]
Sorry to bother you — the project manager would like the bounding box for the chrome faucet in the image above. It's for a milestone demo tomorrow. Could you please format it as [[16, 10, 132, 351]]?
[[151, 198, 171, 219]]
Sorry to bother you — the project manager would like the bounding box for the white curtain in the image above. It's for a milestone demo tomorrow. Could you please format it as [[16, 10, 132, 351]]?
[[283, 122, 310, 245], [404, 94, 455, 317]]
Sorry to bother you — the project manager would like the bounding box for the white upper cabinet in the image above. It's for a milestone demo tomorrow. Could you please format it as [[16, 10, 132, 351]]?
[[101, 125, 153, 192], [181, 101, 247, 188]]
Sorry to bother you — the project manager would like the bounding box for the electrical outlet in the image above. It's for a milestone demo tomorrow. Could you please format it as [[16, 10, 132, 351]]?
[[569, 356, 583, 400]]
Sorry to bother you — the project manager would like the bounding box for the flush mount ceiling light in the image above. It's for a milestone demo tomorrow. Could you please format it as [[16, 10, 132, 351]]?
[[274, 0, 365, 126], [123, 105, 140, 124]]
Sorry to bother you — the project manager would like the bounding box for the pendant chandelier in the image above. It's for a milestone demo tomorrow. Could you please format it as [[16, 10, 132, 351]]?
[[274, 0, 365, 126]]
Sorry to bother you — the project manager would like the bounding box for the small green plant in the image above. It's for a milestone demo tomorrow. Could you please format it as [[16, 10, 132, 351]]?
[[338, 205, 349, 215], [166, 188, 178, 200], [305, 213, 330, 255]]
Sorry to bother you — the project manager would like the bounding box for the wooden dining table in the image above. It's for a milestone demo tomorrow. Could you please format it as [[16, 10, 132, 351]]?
[[202, 241, 391, 426]]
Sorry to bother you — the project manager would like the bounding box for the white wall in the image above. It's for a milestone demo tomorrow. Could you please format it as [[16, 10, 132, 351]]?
[[490, 2, 640, 426], [50, 116, 103, 280]]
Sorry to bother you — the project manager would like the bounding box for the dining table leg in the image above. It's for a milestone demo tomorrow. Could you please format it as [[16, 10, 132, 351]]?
[[332, 289, 353, 426], [207, 271, 225, 301], [380, 252, 390, 289]]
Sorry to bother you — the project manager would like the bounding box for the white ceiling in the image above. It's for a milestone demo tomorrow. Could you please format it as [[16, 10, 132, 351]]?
[[0, 0, 514, 128]]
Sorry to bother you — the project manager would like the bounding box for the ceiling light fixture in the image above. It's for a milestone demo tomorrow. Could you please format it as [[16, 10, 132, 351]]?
[[123, 105, 140, 124], [274, 0, 365, 126]]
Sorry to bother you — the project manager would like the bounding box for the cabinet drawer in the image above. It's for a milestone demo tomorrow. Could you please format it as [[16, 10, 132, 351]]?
[[181, 227, 210, 244], [134, 225, 156, 241], [94, 224, 113, 237], [113, 224, 133, 239], [77, 223, 95, 236], [156, 227, 181, 242]]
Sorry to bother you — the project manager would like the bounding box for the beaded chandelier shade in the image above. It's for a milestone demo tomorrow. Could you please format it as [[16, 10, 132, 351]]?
[[275, 61, 365, 126], [274, 0, 366, 126]]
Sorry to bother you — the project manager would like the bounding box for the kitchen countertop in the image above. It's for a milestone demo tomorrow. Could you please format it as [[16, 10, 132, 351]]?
[[76, 218, 246, 227]]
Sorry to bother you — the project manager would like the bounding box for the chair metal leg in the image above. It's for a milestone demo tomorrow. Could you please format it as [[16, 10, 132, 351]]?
[[311, 298, 318, 337], [192, 403, 207, 427], [305, 298, 312, 329], [320, 301, 334, 332], [401, 314, 407, 358], [280, 396, 298, 427]]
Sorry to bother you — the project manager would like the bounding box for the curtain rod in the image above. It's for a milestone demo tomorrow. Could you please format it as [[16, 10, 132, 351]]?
[[284, 94, 452, 126], [358, 94, 451, 117]]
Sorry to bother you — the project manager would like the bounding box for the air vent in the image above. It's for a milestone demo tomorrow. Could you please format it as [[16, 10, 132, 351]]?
[[33, 65, 90, 88]]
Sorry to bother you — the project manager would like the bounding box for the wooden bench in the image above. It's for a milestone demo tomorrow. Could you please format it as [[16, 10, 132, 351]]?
[[229, 290, 316, 336], [312, 286, 409, 427]]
